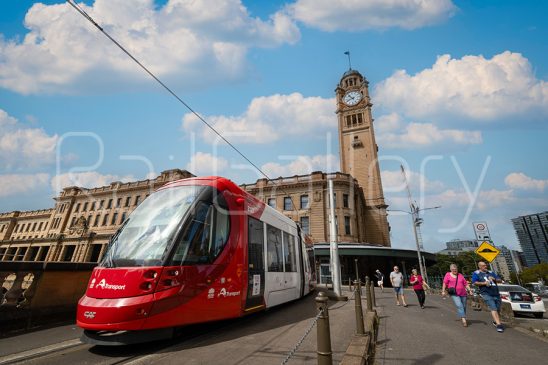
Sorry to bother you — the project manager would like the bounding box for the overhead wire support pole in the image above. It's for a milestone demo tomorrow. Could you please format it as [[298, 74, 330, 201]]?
[[328, 179, 342, 297], [400, 165, 440, 284]]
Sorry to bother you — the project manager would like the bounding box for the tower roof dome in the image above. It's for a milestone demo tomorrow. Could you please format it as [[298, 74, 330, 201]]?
[[342, 69, 362, 78]]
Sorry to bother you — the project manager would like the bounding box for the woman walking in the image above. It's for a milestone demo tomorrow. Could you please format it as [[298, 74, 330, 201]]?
[[442, 263, 471, 327], [410, 269, 426, 308]]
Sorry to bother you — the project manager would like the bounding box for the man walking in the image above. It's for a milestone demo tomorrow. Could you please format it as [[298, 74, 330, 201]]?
[[390, 266, 407, 307], [472, 261, 504, 333], [375, 269, 385, 292]]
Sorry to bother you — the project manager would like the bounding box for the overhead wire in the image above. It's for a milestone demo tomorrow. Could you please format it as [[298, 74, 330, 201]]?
[[65, 0, 301, 215]]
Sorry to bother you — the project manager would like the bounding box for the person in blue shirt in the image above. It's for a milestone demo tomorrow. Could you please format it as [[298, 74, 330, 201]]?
[[471, 261, 504, 333]]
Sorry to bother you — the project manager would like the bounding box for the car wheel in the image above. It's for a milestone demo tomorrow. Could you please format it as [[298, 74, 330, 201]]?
[[533, 312, 544, 319]]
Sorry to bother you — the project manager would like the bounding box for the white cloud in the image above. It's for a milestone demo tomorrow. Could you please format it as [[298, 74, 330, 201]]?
[[419, 188, 517, 212], [505, 172, 548, 191], [288, 0, 456, 31], [0, 0, 300, 94], [374, 51, 548, 122], [261, 154, 339, 177], [378, 120, 482, 148], [0, 173, 50, 198], [381, 169, 444, 194], [182, 93, 335, 143], [185, 152, 229, 176], [51, 171, 135, 193], [0, 109, 59, 169]]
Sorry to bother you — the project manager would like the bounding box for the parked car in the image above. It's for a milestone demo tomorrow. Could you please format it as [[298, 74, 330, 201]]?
[[497, 284, 545, 318], [523, 282, 548, 298]]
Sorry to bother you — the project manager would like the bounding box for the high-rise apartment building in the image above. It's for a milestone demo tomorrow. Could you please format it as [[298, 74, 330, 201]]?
[[512, 211, 548, 267]]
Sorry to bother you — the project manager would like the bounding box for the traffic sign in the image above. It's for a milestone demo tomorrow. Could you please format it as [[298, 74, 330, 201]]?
[[475, 241, 500, 262], [473, 221, 491, 241]]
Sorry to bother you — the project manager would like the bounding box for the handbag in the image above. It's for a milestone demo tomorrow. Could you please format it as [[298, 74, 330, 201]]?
[[447, 274, 458, 296]]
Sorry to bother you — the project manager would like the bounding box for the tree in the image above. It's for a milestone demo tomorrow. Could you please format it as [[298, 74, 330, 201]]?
[[519, 263, 548, 283]]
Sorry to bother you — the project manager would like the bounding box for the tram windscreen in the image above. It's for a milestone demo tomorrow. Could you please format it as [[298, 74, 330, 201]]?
[[101, 185, 205, 267]]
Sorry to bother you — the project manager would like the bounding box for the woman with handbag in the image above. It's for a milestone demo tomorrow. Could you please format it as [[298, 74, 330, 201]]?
[[410, 269, 426, 309], [442, 263, 471, 327]]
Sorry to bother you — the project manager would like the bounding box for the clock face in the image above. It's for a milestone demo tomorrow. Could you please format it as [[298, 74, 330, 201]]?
[[343, 91, 362, 106]]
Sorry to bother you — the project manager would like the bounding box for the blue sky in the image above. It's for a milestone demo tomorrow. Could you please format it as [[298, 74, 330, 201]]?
[[1, 0, 546, 252]]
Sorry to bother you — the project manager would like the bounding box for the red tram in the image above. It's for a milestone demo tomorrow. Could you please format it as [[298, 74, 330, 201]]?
[[77, 176, 315, 344]]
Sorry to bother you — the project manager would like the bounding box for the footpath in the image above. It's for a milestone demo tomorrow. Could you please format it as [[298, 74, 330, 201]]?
[[374, 288, 548, 365]]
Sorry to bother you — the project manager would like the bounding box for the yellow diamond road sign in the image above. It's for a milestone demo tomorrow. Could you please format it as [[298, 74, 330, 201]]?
[[475, 241, 500, 262]]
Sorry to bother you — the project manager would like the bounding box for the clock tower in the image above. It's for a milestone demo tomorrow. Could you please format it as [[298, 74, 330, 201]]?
[[336, 69, 390, 246]]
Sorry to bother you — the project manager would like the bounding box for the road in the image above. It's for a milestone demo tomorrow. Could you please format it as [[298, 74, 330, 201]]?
[[375, 289, 548, 365]]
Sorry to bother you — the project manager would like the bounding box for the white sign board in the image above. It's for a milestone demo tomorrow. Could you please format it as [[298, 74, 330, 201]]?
[[252, 274, 261, 296], [473, 221, 491, 241]]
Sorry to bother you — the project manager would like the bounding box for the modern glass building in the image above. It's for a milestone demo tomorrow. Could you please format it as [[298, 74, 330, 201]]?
[[512, 211, 548, 267]]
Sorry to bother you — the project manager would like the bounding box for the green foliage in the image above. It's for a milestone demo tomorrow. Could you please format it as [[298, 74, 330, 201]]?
[[427, 252, 484, 278], [519, 263, 548, 283]]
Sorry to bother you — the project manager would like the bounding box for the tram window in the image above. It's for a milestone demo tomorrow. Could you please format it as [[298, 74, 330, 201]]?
[[283, 231, 297, 272], [172, 201, 230, 265], [267, 225, 283, 272]]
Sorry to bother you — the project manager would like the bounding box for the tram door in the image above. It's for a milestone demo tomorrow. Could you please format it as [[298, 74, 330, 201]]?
[[245, 217, 265, 309]]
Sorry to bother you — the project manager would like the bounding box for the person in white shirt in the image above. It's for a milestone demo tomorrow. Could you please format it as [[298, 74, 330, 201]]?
[[390, 266, 407, 307]]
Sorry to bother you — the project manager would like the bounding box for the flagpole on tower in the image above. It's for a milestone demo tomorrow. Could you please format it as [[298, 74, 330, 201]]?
[[344, 51, 352, 70]]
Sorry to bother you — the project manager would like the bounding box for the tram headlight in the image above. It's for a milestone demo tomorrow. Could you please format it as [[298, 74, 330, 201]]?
[[140, 282, 153, 291]]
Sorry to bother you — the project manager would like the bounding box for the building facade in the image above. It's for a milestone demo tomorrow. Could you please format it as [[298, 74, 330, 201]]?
[[512, 211, 548, 267], [241, 171, 384, 245], [491, 254, 512, 281], [437, 239, 478, 256]]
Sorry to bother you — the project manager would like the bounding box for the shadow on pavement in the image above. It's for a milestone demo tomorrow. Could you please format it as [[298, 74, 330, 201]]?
[[88, 289, 322, 358]]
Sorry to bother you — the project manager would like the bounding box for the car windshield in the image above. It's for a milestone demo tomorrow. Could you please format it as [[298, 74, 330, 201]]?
[[498, 285, 528, 293], [101, 185, 205, 267]]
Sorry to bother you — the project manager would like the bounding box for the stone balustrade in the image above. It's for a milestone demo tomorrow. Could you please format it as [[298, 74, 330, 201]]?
[[0, 261, 95, 335]]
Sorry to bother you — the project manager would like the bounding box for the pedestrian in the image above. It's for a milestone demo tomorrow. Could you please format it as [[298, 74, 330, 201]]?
[[472, 261, 504, 333], [375, 269, 385, 292], [410, 269, 426, 308], [441, 263, 471, 327], [390, 266, 407, 307]]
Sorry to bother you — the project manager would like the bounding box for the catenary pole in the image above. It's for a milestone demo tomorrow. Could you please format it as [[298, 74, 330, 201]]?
[[328, 179, 342, 297]]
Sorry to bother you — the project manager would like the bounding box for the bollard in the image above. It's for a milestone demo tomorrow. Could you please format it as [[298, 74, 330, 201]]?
[[354, 280, 365, 335], [369, 278, 377, 307], [365, 276, 373, 312], [316, 292, 333, 365]]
